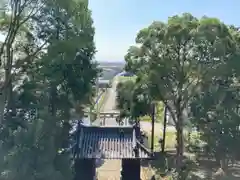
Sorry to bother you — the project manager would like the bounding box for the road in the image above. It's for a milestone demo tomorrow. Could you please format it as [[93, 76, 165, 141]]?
[[95, 77, 119, 126], [96, 77, 121, 180], [101, 78, 118, 112]]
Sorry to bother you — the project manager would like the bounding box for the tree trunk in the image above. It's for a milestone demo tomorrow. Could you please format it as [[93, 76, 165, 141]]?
[[1, 45, 14, 127], [216, 153, 228, 171], [0, 94, 4, 123], [49, 85, 57, 116], [214, 151, 227, 179], [5, 79, 15, 119], [176, 110, 184, 172]]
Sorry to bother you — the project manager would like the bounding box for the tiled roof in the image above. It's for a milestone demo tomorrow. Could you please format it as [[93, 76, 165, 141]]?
[[75, 125, 151, 159]]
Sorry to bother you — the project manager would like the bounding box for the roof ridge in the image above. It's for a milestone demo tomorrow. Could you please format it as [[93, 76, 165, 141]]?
[[136, 140, 152, 155]]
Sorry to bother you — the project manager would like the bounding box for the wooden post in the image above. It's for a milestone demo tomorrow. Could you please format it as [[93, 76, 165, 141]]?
[[73, 159, 81, 180], [74, 159, 96, 180], [151, 103, 155, 154], [121, 159, 140, 180]]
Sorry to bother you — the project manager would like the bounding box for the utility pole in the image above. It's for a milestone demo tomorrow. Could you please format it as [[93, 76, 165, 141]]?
[[162, 105, 167, 153], [96, 77, 99, 113]]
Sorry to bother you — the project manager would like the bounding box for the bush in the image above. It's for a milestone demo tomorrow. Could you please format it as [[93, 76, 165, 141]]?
[[187, 132, 206, 153]]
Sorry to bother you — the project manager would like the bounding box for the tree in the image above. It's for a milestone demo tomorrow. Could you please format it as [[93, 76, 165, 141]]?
[[116, 81, 133, 119], [190, 76, 240, 171], [0, 0, 46, 124], [124, 13, 236, 173], [116, 79, 152, 124], [0, 0, 98, 179], [124, 46, 144, 75], [190, 27, 240, 171]]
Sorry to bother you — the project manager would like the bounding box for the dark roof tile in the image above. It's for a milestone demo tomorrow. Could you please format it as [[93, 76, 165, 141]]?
[[76, 126, 151, 159]]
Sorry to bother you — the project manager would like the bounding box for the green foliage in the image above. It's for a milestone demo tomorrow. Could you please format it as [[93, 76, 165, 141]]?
[[188, 24, 240, 167], [156, 102, 164, 122], [0, 0, 98, 179], [116, 80, 135, 120], [139, 102, 164, 123], [116, 78, 161, 124], [124, 12, 240, 175], [117, 75, 137, 83], [190, 73, 240, 167], [117, 80, 151, 124]]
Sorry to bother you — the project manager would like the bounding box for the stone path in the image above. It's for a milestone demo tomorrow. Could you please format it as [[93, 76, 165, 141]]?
[[96, 78, 121, 180], [96, 78, 166, 180], [97, 160, 121, 180]]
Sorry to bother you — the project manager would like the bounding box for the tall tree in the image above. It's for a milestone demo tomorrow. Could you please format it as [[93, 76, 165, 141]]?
[[0, 0, 46, 125], [0, 0, 98, 179], [190, 26, 240, 171], [125, 13, 235, 173]]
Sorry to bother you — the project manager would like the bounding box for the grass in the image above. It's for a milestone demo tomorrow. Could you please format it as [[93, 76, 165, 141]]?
[[147, 131, 176, 151], [116, 76, 137, 82], [140, 115, 163, 123], [140, 115, 152, 122], [145, 129, 200, 151]]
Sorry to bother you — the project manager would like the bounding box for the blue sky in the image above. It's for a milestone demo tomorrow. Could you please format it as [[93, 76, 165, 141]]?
[[89, 0, 240, 62], [1, 1, 239, 62]]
